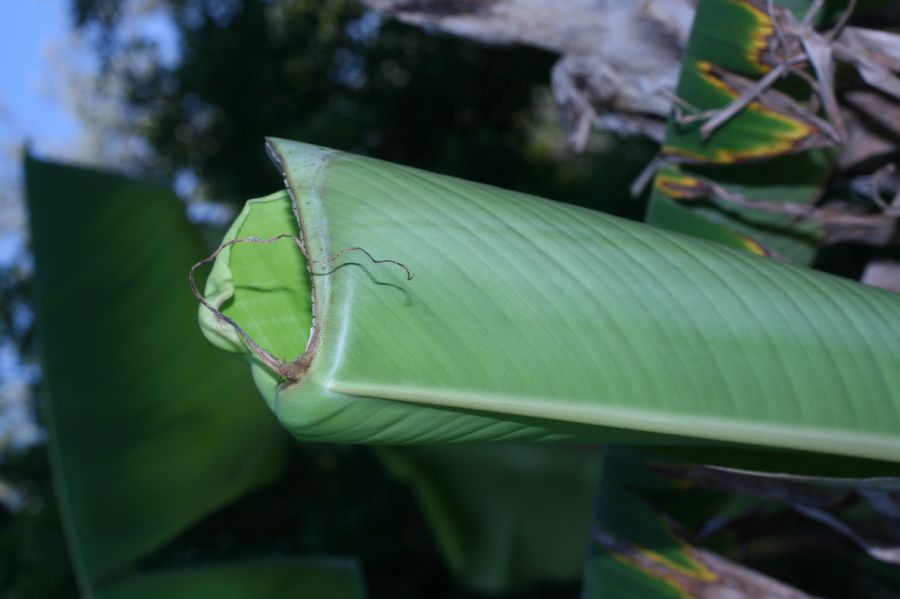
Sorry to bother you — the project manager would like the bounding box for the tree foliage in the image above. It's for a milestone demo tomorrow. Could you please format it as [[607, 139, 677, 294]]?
[[73, 0, 652, 214]]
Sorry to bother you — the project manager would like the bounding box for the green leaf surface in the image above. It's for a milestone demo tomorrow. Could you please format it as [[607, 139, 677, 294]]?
[[24, 158, 288, 591], [646, 182, 770, 257], [649, 156, 829, 264], [582, 447, 900, 598], [662, 59, 828, 164], [210, 191, 312, 363], [649, 0, 835, 266], [199, 139, 900, 467], [663, 0, 830, 164], [199, 187, 600, 593], [583, 448, 707, 599], [582, 447, 813, 598], [95, 558, 363, 599], [378, 445, 599, 593]]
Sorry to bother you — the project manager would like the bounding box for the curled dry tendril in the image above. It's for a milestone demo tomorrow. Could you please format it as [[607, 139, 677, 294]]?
[[189, 234, 413, 380]]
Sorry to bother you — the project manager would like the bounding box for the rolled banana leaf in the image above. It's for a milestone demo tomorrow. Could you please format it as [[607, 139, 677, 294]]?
[[199, 138, 900, 464]]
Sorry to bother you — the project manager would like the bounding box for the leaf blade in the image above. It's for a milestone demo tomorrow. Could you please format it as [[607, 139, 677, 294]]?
[[204, 139, 900, 465], [25, 158, 287, 587]]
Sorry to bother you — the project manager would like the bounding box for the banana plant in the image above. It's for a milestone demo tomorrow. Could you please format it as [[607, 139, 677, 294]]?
[[26, 1, 900, 595], [593, 0, 900, 593], [25, 157, 363, 599], [646, 0, 900, 264], [25, 155, 596, 597], [646, 0, 837, 263], [197, 137, 900, 467], [192, 137, 900, 596], [191, 177, 604, 593]]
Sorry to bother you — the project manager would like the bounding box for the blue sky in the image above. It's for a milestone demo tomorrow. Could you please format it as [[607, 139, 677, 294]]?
[[0, 0, 180, 160], [0, 0, 181, 262], [0, 0, 82, 154], [0, 0, 83, 277]]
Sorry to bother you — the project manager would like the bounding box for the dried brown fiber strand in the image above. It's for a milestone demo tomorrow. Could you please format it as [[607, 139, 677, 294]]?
[[189, 234, 413, 379]]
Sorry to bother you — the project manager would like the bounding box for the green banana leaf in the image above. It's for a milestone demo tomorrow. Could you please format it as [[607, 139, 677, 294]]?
[[25, 157, 361, 597], [583, 447, 900, 597], [96, 558, 363, 599], [648, 0, 837, 265], [198, 138, 900, 467], [583, 447, 810, 598], [202, 189, 603, 592], [377, 445, 599, 592]]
